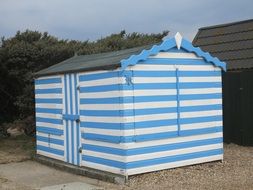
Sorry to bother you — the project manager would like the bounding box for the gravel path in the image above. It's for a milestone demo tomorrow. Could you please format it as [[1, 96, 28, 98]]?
[[104, 144, 253, 190]]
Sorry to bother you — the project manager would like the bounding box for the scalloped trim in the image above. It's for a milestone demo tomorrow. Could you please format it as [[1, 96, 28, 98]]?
[[120, 37, 226, 71]]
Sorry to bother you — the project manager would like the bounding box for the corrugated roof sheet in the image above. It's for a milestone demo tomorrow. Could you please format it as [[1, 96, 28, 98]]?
[[35, 44, 154, 77], [193, 19, 253, 70]]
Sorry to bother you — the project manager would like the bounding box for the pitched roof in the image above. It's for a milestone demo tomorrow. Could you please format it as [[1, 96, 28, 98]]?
[[36, 33, 226, 77], [193, 19, 253, 70], [35, 44, 154, 77]]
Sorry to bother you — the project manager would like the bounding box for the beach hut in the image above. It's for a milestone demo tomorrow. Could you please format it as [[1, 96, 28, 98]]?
[[35, 33, 226, 178]]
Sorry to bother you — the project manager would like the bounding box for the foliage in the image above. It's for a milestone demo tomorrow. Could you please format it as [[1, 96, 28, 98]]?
[[0, 29, 168, 133]]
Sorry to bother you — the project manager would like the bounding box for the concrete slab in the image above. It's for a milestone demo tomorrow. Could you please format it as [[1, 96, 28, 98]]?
[[41, 182, 104, 190], [0, 161, 106, 189]]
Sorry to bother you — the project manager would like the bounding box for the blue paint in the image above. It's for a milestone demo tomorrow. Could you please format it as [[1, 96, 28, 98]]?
[[35, 88, 62, 94], [37, 126, 63, 136], [69, 74, 75, 164], [126, 149, 223, 169], [180, 126, 222, 136], [180, 115, 222, 124], [37, 135, 64, 145], [83, 137, 222, 156], [179, 82, 221, 89], [74, 74, 80, 165], [36, 108, 62, 114], [83, 155, 125, 169], [62, 114, 79, 121], [37, 145, 64, 156], [180, 104, 222, 112], [35, 77, 61, 85], [120, 37, 226, 71], [140, 58, 209, 65], [79, 71, 119, 81], [36, 117, 62, 125], [35, 98, 62, 104]]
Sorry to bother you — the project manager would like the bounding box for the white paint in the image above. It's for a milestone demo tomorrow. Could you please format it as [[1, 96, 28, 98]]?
[[35, 83, 62, 90], [179, 76, 221, 83], [180, 99, 222, 107], [127, 155, 223, 175], [175, 32, 183, 49], [180, 88, 222, 95], [133, 77, 176, 83], [35, 103, 63, 109], [79, 77, 123, 87], [37, 140, 64, 151], [149, 52, 201, 59], [37, 150, 64, 161], [36, 113, 62, 120], [35, 94, 63, 99], [180, 110, 222, 118], [36, 122, 63, 129], [181, 121, 223, 130], [36, 131, 64, 140]]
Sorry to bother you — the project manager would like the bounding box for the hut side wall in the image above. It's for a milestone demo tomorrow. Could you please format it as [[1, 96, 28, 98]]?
[[124, 50, 224, 175]]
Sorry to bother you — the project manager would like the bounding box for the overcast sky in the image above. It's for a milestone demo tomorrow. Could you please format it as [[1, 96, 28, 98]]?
[[0, 0, 252, 41]]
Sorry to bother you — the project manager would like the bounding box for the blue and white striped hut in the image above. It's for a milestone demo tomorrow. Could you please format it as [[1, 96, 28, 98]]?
[[35, 33, 226, 177]]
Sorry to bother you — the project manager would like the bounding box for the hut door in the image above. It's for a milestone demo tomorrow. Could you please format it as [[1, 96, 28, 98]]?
[[62, 73, 81, 166]]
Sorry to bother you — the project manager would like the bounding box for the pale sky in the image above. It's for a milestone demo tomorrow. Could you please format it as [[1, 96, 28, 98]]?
[[0, 0, 252, 41]]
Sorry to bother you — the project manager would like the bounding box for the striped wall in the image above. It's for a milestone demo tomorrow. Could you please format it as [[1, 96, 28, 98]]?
[[35, 75, 65, 161], [78, 49, 223, 175], [35, 48, 223, 176]]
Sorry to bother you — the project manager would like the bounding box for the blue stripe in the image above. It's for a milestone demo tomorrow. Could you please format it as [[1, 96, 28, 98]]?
[[36, 117, 62, 124], [64, 74, 69, 163], [83, 155, 125, 169], [35, 88, 62, 94], [37, 135, 64, 145], [83, 137, 222, 156], [79, 71, 119, 81], [180, 93, 222, 100], [36, 126, 63, 135], [74, 74, 80, 165], [135, 131, 178, 142], [180, 104, 222, 112], [37, 145, 64, 156], [141, 58, 210, 65], [180, 115, 222, 124], [35, 77, 61, 85], [179, 82, 221, 89], [80, 122, 122, 130], [180, 126, 222, 136], [36, 98, 62, 104], [79, 82, 220, 92], [36, 108, 62, 114], [178, 71, 221, 77], [126, 149, 223, 169]]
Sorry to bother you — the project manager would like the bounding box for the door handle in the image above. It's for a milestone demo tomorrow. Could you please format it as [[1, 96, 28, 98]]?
[[79, 147, 82, 153]]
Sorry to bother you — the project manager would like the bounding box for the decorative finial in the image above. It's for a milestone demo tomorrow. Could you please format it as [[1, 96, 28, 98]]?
[[175, 32, 183, 49]]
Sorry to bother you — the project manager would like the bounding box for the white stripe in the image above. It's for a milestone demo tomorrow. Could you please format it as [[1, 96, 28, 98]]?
[[124, 132, 223, 149], [36, 112, 62, 120], [149, 52, 202, 59], [36, 122, 63, 129], [37, 150, 64, 161], [36, 132, 64, 140], [181, 121, 223, 130], [180, 110, 222, 118], [72, 74, 77, 165], [62, 75, 67, 162], [84, 143, 222, 163], [35, 83, 62, 90], [130, 64, 220, 71], [79, 77, 122, 87], [81, 132, 223, 150], [180, 99, 222, 107], [179, 77, 221, 83], [79, 89, 177, 98], [127, 155, 223, 175], [35, 103, 62, 109], [37, 141, 64, 150], [180, 88, 222, 95], [79, 101, 177, 110], [79, 69, 115, 77], [135, 125, 177, 135], [35, 94, 63, 99], [133, 77, 176, 83], [80, 112, 177, 123]]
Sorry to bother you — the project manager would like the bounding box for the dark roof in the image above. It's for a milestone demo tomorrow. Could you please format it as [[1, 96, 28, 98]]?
[[35, 44, 154, 77], [193, 19, 253, 70]]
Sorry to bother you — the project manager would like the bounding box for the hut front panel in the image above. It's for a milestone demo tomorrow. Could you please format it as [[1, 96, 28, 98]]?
[[124, 50, 223, 175], [35, 75, 65, 161], [78, 70, 128, 175]]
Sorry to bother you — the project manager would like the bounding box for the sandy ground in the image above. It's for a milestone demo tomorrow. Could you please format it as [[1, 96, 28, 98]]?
[[0, 136, 253, 190]]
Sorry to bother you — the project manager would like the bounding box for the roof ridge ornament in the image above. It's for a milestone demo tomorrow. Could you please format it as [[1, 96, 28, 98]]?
[[175, 32, 182, 49]]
